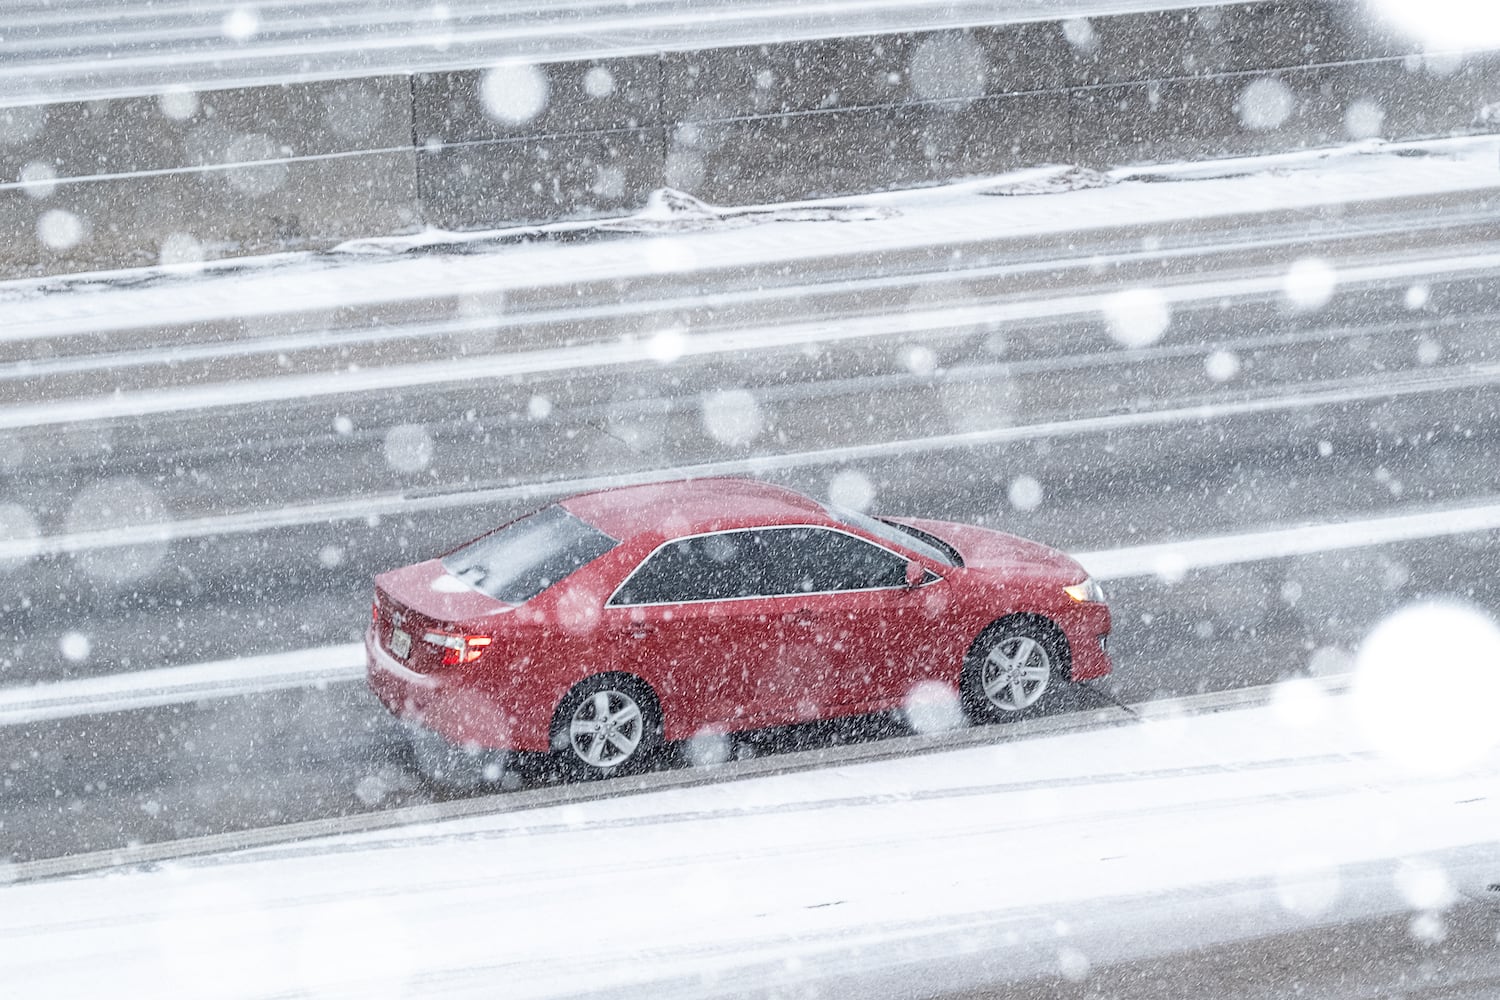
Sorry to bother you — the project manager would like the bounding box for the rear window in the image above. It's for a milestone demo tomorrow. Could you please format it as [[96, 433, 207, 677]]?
[[441, 505, 618, 604]]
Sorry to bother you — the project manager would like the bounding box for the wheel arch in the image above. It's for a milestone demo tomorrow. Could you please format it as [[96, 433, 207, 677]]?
[[548, 670, 664, 747], [966, 612, 1074, 680]]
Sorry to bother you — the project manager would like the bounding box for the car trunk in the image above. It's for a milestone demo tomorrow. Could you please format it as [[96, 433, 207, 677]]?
[[373, 559, 511, 674]]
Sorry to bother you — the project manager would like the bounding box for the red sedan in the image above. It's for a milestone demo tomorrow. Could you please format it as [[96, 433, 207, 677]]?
[[367, 477, 1111, 779]]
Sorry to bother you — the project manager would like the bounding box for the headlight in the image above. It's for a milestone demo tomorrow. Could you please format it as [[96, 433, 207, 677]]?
[[1063, 578, 1106, 603]]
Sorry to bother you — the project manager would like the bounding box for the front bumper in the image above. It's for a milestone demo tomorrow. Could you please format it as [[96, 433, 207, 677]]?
[[1061, 602, 1113, 681]]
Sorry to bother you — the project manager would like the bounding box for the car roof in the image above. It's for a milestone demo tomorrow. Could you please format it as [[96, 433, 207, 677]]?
[[559, 477, 833, 541]]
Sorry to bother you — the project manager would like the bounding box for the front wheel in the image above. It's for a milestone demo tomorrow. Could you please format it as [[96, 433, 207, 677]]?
[[551, 675, 663, 780], [961, 618, 1068, 725]]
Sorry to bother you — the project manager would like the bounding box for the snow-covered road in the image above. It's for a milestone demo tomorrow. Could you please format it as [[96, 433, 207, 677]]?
[[9, 139, 1496, 344], [7, 138, 1498, 559], [5, 136, 1500, 686], [4, 679, 1496, 998], [5, 134, 1500, 877]]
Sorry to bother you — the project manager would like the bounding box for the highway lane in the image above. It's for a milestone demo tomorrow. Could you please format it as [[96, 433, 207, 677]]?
[[6, 185, 1499, 550], [3, 253, 1499, 684], [2, 422, 1499, 862], [6, 188, 1495, 384]]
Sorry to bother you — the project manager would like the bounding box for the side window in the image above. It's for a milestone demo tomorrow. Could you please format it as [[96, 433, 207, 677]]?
[[611, 527, 911, 605], [773, 528, 909, 594], [610, 530, 762, 605]]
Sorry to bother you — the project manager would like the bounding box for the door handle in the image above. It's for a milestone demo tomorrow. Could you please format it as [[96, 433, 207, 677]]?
[[610, 625, 654, 641], [782, 609, 818, 628]]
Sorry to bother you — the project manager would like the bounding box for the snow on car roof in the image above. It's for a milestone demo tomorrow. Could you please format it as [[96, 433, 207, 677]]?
[[559, 477, 830, 540]]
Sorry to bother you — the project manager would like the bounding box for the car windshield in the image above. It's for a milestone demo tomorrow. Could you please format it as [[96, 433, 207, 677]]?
[[821, 502, 959, 567], [441, 505, 618, 604]]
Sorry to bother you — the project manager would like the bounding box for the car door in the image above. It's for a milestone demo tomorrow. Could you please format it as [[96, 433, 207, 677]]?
[[730, 527, 844, 718], [757, 527, 943, 713], [601, 531, 784, 734]]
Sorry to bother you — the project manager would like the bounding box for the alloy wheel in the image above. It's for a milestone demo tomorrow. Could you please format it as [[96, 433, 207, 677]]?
[[568, 688, 645, 768], [981, 635, 1051, 711]]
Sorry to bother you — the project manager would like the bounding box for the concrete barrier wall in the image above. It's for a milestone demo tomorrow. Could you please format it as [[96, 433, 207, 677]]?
[[408, 1, 1500, 227], [413, 57, 665, 229], [3, 1, 1497, 277], [0, 77, 419, 276]]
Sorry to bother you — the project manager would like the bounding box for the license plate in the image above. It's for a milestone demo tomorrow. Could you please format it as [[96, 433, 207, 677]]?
[[389, 628, 412, 660]]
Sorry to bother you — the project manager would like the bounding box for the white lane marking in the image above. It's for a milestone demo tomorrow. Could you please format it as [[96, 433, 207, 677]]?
[[6, 248, 1500, 432], [0, 644, 366, 727], [1076, 501, 1500, 580], [0, 494, 1488, 727]]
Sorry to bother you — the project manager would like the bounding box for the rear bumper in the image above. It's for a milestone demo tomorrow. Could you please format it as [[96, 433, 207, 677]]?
[[365, 629, 547, 751]]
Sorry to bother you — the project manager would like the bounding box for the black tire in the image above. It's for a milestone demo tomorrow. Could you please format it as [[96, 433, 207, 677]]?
[[550, 674, 663, 780], [960, 616, 1070, 725]]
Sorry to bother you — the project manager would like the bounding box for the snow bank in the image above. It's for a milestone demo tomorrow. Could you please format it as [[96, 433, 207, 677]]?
[[3, 683, 1495, 998]]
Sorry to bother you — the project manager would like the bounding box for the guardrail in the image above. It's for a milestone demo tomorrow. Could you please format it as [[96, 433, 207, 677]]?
[[2, 0, 1496, 277]]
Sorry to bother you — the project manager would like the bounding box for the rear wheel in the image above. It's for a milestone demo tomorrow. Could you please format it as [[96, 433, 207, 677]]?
[[961, 617, 1069, 725], [551, 675, 662, 780]]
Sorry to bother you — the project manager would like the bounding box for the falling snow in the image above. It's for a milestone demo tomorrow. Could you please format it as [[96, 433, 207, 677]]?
[[1282, 257, 1338, 312], [1102, 286, 1171, 347], [1204, 349, 1241, 381], [479, 63, 550, 126], [700, 389, 764, 447], [36, 210, 84, 250], [382, 424, 435, 473], [1236, 76, 1296, 131], [2, 3, 1499, 995], [827, 469, 876, 511], [58, 632, 92, 662], [1353, 603, 1500, 773], [907, 33, 987, 103], [1007, 475, 1044, 512]]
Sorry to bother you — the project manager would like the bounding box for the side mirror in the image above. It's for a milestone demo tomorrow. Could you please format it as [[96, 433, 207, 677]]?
[[904, 560, 925, 589]]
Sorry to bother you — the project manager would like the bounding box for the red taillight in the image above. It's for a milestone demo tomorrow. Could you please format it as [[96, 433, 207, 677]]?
[[423, 632, 492, 666], [371, 601, 379, 625]]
